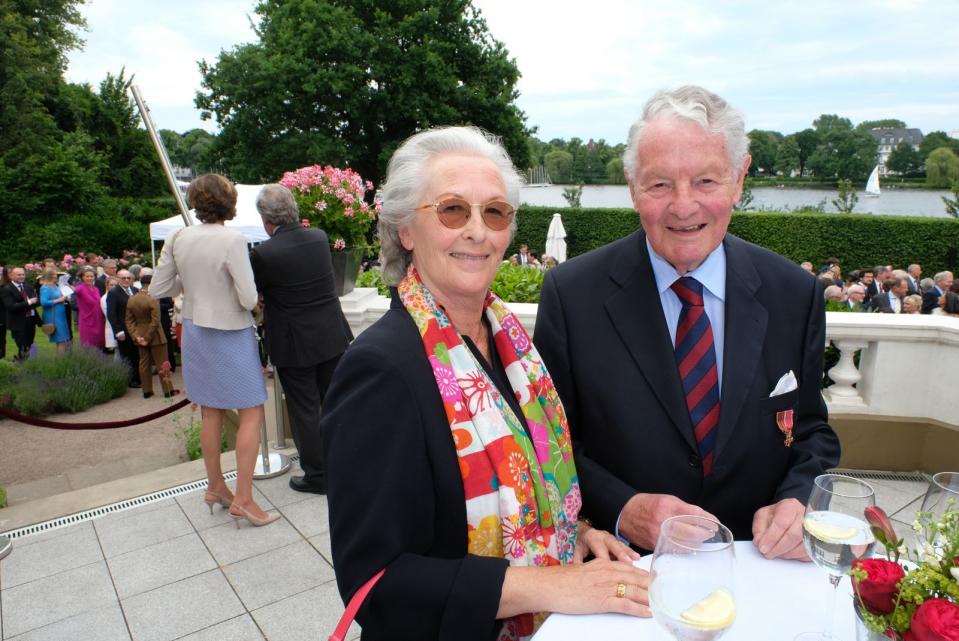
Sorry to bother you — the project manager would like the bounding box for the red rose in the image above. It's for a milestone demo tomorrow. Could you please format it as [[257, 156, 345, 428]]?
[[904, 599, 959, 641], [853, 558, 905, 615]]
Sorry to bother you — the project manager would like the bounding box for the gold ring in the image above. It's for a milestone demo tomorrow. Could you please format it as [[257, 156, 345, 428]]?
[[616, 582, 627, 598]]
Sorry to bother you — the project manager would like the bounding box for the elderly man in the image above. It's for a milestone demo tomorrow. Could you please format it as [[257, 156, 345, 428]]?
[[250, 184, 353, 494], [922, 271, 954, 314], [823, 285, 844, 303], [906, 264, 922, 296], [95, 258, 118, 294], [534, 85, 840, 558], [107, 269, 141, 387], [846, 284, 867, 310], [0, 267, 42, 361]]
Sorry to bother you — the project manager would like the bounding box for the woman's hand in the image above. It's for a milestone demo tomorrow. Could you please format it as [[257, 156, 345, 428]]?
[[573, 521, 641, 563], [498, 560, 651, 619]]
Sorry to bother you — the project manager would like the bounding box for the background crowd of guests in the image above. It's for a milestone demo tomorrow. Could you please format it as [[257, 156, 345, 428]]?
[[802, 259, 959, 316], [0, 256, 180, 397]]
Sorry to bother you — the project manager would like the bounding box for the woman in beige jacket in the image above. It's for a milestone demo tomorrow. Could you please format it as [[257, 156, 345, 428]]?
[[152, 174, 277, 528]]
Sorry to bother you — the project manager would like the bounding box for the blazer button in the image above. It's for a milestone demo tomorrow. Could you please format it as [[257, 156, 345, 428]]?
[[687, 454, 701, 468]]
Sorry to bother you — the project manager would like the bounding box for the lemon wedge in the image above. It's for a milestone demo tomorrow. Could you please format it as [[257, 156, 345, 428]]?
[[803, 517, 859, 543], [679, 589, 736, 629]]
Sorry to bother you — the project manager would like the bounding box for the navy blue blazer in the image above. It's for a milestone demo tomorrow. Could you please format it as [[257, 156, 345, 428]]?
[[534, 231, 840, 541]]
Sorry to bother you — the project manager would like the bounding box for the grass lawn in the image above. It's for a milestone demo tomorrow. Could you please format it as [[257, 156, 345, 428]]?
[[4, 330, 59, 360]]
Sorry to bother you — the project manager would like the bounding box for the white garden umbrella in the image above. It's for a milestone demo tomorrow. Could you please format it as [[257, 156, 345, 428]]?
[[545, 213, 567, 263]]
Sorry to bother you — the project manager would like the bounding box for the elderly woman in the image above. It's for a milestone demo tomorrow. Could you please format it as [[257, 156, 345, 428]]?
[[322, 127, 649, 641], [39, 268, 71, 353], [902, 294, 922, 314], [75, 266, 105, 349], [152, 174, 276, 528]]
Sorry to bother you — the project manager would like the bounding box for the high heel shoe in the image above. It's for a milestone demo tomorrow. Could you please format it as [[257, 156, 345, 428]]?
[[203, 490, 233, 514], [229, 503, 280, 528]]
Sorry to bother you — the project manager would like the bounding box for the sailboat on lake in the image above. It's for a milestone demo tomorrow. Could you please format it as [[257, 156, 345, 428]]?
[[864, 166, 881, 197]]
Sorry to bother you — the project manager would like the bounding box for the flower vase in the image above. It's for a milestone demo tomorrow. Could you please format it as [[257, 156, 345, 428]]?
[[331, 248, 363, 297]]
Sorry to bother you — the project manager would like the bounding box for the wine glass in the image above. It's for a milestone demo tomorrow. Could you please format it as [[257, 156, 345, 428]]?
[[649, 515, 736, 641], [919, 471, 959, 550], [795, 474, 876, 641]]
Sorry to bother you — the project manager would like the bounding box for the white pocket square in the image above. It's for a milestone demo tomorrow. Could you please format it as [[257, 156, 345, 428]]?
[[769, 370, 798, 397]]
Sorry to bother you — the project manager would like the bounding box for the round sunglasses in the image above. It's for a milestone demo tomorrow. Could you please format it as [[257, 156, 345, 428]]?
[[416, 197, 515, 231]]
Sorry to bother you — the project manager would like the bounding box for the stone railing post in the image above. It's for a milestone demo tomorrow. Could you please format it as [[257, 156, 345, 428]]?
[[825, 339, 868, 405]]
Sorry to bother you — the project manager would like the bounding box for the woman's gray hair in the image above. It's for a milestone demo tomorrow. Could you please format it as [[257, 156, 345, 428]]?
[[256, 184, 300, 226], [378, 126, 525, 286], [80, 266, 96, 277], [622, 85, 749, 182]]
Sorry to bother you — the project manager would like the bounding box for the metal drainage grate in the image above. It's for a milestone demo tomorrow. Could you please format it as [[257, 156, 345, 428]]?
[[831, 469, 930, 484], [1, 471, 240, 541]]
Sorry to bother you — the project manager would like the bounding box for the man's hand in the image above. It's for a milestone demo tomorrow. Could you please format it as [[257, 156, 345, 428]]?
[[619, 493, 719, 550], [116, 331, 126, 341], [751, 498, 809, 561]]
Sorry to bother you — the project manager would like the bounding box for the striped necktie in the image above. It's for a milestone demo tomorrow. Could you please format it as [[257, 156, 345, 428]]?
[[671, 277, 721, 476]]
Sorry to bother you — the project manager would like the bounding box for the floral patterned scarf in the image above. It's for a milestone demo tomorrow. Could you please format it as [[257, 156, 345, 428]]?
[[398, 265, 581, 640]]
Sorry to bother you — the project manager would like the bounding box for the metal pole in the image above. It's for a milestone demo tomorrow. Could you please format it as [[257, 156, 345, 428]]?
[[271, 360, 288, 449], [253, 417, 290, 479], [129, 85, 192, 227], [0, 535, 11, 560]]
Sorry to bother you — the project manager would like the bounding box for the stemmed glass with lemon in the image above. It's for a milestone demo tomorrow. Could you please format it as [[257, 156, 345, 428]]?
[[795, 474, 876, 641], [649, 515, 737, 641]]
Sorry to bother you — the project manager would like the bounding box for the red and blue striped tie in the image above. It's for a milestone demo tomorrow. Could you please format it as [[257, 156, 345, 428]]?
[[671, 277, 720, 476]]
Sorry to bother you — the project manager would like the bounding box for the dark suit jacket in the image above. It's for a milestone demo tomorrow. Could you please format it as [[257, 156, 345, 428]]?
[[906, 276, 921, 296], [922, 287, 942, 314], [250, 224, 352, 368], [106, 285, 137, 338], [872, 291, 900, 314], [322, 297, 507, 641], [1, 282, 42, 332], [533, 231, 840, 541], [865, 281, 882, 307]]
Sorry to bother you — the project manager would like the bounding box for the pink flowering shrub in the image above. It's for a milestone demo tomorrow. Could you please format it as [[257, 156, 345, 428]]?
[[278, 165, 380, 250]]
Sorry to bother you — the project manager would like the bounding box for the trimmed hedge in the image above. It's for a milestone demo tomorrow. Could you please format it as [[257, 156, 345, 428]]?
[[512, 207, 959, 274]]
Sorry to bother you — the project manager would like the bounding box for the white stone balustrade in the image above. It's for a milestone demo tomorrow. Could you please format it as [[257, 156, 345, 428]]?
[[340, 289, 959, 431]]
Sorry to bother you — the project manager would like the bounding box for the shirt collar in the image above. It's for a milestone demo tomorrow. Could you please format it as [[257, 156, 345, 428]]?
[[646, 237, 726, 302]]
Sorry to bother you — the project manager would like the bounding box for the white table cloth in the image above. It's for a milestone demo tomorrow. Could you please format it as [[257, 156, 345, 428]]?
[[533, 541, 858, 640]]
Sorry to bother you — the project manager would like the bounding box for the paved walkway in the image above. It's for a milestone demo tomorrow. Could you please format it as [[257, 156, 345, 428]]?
[[0, 463, 357, 641], [0, 471, 931, 640]]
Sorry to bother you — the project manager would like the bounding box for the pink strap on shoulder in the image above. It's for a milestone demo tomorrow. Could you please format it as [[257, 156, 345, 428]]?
[[328, 569, 385, 641]]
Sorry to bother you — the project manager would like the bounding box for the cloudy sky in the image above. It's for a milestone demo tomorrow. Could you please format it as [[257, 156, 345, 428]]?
[[65, 0, 959, 145]]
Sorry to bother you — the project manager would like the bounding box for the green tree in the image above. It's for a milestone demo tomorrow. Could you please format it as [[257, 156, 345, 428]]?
[[943, 180, 959, 218], [747, 130, 780, 176], [793, 128, 820, 177], [918, 131, 959, 163], [544, 150, 573, 184], [774, 135, 801, 176], [832, 178, 858, 213], [885, 141, 921, 175], [196, 0, 531, 185], [808, 124, 877, 180], [926, 148, 959, 188], [606, 157, 625, 184], [856, 119, 907, 131]]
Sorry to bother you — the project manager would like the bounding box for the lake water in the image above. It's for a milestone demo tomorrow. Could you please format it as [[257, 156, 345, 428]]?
[[520, 185, 954, 218]]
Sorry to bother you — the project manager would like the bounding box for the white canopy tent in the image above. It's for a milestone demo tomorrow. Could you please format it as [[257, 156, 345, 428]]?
[[148, 184, 272, 265]]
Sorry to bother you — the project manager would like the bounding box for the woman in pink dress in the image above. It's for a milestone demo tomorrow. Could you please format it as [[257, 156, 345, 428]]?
[[75, 266, 105, 349]]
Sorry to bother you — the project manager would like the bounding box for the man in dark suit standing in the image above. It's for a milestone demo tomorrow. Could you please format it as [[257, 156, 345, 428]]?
[[872, 276, 908, 313], [1, 266, 42, 361], [535, 86, 839, 559], [107, 270, 141, 387], [251, 184, 353, 494], [95, 258, 118, 295], [922, 271, 954, 314], [906, 264, 922, 296]]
